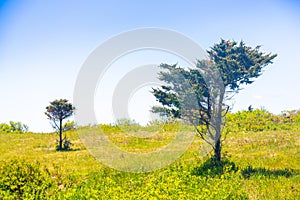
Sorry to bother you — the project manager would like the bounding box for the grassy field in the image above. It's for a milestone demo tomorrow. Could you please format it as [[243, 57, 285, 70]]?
[[0, 124, 300, 199]]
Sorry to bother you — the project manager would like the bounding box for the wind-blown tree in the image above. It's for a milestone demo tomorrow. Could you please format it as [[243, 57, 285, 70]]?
[[152, 39, 277, 162], [45, 99, 75, 151]]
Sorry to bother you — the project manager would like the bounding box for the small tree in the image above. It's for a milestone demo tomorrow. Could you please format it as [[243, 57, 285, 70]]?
[[152, 39, 276, 162], [45, 99, 75, 151]]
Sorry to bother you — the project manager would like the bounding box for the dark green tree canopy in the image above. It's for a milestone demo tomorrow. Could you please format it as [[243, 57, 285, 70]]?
[[45, 99, 75, 122], [208, 39, 276, 90]]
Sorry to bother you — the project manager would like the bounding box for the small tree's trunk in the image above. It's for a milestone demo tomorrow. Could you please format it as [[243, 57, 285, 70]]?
[[59, 119, 63, 151]]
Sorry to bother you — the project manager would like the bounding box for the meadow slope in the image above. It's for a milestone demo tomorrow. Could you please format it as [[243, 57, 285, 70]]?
[[0, 124, 300, 199]]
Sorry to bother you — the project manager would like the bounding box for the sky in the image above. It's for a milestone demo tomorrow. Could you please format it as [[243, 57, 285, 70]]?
[[0, 0, 300, 132]]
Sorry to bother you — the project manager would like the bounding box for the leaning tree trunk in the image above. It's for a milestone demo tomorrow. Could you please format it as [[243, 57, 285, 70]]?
[[59, 118, 63, 151], [214, 136, 221, 163], [213, 114, 222, 163], [213, 89, 225, 163]]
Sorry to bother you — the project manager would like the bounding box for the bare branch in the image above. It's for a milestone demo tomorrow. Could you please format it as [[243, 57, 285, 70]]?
[[193, 124, 214, 148]]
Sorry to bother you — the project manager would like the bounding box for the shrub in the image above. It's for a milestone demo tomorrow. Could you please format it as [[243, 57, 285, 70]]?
[[0, 160, 52, 199], [55, 137, 73, 151], [63, 120, 77, 131], [0, 123, 11, 133], [0, 121, 28, 133], [224, 109, 300, 133]]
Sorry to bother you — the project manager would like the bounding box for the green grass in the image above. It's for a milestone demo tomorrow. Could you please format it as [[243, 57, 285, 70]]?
[[0, 126, 300, 199]]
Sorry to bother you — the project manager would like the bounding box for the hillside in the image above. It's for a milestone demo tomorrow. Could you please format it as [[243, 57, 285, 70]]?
[[0, 118, 299, 199]]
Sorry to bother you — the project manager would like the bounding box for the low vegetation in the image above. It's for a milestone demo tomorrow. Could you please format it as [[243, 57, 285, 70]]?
[[0, 109, 299, 199], [0, 121, 28, 133]]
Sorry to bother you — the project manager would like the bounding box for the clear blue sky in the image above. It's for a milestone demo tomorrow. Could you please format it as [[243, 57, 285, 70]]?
[[0, 0, 300, 132]]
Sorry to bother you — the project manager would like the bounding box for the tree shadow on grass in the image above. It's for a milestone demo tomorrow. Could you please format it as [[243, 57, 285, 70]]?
[[192, 157, 299, 179], [57, 148, 82, 152], [241, 166, 299, 179], [192, 157, 238, 177]]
